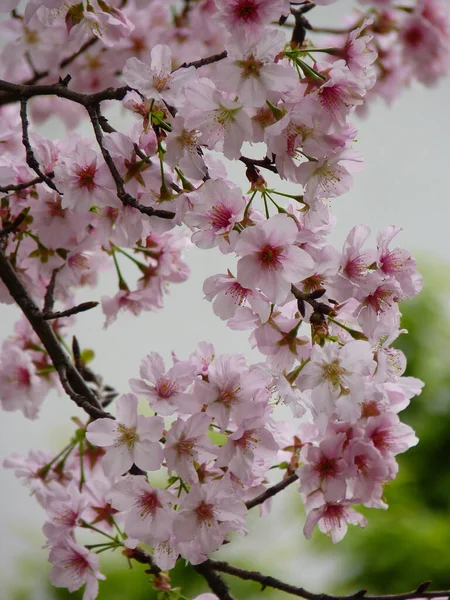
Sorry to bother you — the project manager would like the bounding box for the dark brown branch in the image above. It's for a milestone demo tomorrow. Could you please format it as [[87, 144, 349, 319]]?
[[86, 104, 175, 220], [0, 79, 130, 107], [245, 473, 299, 510], [43, 267, 60, 314], [239, 155, 278, 174], [0, 246, 112, 420], [0, 173, 53, 194], [124, 546, 161, 575], [43, 301, 99, 320], [195, 562, 237, 600], [19, 100, 59, 193], [206, 561, 448, 600], [177, 50, 228, 71], [0, 207, 30, 237]]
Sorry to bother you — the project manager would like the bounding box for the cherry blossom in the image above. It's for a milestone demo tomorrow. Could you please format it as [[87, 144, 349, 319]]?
[[49, 539, 106, 600], [86, 393, 164, 477], [235, 213, 315, 304]]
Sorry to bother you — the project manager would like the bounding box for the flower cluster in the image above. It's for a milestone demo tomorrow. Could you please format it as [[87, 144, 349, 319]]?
[[0, 0, 448, 598]]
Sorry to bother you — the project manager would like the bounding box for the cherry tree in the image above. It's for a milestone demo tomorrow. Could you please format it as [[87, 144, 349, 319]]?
[[0, 0, 449, 599]]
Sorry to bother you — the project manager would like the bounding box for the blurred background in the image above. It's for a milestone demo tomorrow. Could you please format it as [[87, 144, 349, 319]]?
[[1, 1, 450, 598]]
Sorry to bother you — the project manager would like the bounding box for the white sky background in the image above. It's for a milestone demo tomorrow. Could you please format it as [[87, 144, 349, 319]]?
[[1, 1, 450, 597]]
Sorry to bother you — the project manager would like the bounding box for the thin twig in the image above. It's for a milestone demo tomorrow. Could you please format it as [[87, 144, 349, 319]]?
[[43, 301, 99, 320], [0, 173, 54, 194], [0, 79, 130, 107], [0, 207, 30, 237], [176, 50, 228, 71], [245, 473, 299, 510], [19, 100, 59, 192], [87, 104, 175, 220]]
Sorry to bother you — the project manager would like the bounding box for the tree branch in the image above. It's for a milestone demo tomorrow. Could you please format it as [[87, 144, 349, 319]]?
[[206, 561, 448, 600], [19, 100, 59, 193], [195, 562, 237, 600], [0, 79, 130, 107], [86, 104, 175, 220], [176, 50, 228, 70], [245, 473, 299, 510], [0, 246, 112, 420], [239, 155, 279, 174], [0, 173, 53, 194]]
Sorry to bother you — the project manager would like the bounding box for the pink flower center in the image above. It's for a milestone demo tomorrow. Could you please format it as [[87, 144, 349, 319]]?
[[208, 203, 233, 230], [175, 436, 195, 457], [344, 256, 369, 279], [76, 165, 97, 191], [258, 243, 283, 270], [56, 505, 79, 527], [237, 55, 264, 78], [195, 500, 216, 525], [316, 456, 338, 478], [360, 400, 380, 418], [218, 385, 240, 407], [364, 286, 397, 314], [380, 250, 406, 274], [403, 24, 425, 48], [235, 429, 257, 451], [319, 84, 344, 113], [136, 491, 162, 518], [62, 550, 92, 579], [370, 428, 391, 451], [233, 0, 258, 21], [16, 367, 31, 388], [116, 424, 138, 449], [157, 376, 178, 399], [226, 281, 251, 306], [354, 454, 368, 473], [153, 73, 170, 92], [323, 503, 346, 527]]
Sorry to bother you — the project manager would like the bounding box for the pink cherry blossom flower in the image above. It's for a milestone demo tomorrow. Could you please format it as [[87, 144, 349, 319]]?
[[123, 44, 195, 105], [296, 340, 375, 418], [216, 29, 297, 107], [203, 271, 271, 323], [215, 0, 289, 40], [54, 143, 117, 212], [173, 480, 247, 563], [86, 393, 164, 477], [344, 439, 389, 506], [183, 80, 253, 160], [165, 413, 217, 483], [303, 493, 367, 543], [49, 539, 106, 600], [184, 179, 246, 252], [365, 413, 418, 458], [235, 213, 315, 304], [192, 354, 270, 430], [298, 434, 347, 502], [296, 148, 364, 203], [43, 483, 88, 544], [316, 61, 367, 126], [164, 116, 207, 180], [108, 476, 176, 544], [0, 344, 48, 419], [216, 403, 279, 481], [130, 352, 197, 415], [376, 225, 423, 297]]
